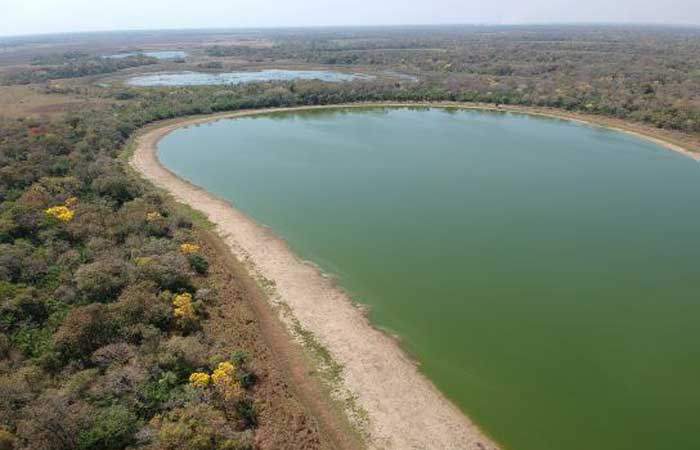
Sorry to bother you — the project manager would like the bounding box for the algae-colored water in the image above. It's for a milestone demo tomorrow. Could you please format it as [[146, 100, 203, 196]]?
[[158, 107, 700, 450]]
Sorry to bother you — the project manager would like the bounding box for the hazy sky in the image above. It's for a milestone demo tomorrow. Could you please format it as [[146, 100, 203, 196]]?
[[2, 0, 699, 37]]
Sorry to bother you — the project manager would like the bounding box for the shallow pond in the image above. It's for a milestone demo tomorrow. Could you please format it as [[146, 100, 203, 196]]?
[[126, 69, 372, 86], [158, 107, 700, 450], [106, 50, 187, 60]]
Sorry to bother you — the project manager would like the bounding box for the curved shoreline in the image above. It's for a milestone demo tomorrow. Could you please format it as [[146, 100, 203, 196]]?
[[129, 102, 698, 450]]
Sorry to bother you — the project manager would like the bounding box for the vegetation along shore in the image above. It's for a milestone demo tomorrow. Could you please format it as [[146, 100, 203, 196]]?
[[130, 101, 698, 450]]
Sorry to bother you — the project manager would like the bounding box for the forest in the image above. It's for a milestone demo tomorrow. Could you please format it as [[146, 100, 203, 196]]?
[[1, 54, 157, 85], [204, 26, 700, 133]]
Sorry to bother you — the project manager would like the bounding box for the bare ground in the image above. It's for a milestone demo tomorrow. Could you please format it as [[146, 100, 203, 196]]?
[[195, 228, 361, 450]]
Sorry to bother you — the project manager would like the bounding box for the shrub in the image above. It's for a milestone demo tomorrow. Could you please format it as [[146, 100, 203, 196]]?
[[187, 254, 209, 275], [0, 334, 9, 359], [179, 243, 200, 254], [172, 293, 198, 332], [77, 404, 137, 450], [211, 361, 241, 402], [10, 326, 52, 358], [188, 372, 210, 387], [132, 253, 192, 292], [16, 394, 93, 450], [234, 399, 258, 429], [67, 202, 114, 241], [91, 343, 134, 368], [44, 205, 74, 222], [147, 403, 251, 450], [110, 282, 172, 331], [91, 176, 138, 207], [136, 371, 180, 417], [0, 369, 35, 423], [74, 258, 129, 302], [161, 335, 209, 375], [91, 362, 148, 402], [53, 303, 116, 361]]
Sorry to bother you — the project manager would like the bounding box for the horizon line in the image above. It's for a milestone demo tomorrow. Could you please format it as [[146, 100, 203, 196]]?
[[2, 21, 700, 40]]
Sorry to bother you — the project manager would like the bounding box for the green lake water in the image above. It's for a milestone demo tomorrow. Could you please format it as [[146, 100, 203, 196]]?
[[158, 107, 700, 450]]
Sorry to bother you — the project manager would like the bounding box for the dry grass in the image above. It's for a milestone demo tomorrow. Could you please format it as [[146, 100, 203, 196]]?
[[0, 84, 111, 117]]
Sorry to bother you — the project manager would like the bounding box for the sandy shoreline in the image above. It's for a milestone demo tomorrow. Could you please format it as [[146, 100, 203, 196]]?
[[129, 102, 698, 450]]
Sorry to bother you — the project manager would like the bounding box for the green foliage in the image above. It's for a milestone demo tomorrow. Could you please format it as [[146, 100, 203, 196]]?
[[136, 371, 180, 417], [1, 55, 157, 85], [77, 405, 138, 450], [234, 399, 258, 429], [187, 253, 209, 274], [148, 403, 253, 450], [9, 326, 52, 358]]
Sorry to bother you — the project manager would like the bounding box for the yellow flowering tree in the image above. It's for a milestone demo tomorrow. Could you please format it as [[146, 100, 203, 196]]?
[[188, 372, 211, 388], [180, 242, 200, 254], [44, 196, 78, 222], [187, 361, 242, 398], [45, 205, 74, 222], [173, 293, 195, 320], [211, 361, 241, 400]]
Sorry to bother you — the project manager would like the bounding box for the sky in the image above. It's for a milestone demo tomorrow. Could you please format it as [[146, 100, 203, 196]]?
[[1, 0, 699, 37]]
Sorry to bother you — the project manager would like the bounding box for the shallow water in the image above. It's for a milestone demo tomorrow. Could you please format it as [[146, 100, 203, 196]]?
[[126, 69, 372, 86], [158, 107, 700, 450], [106, 50, 187, 60]]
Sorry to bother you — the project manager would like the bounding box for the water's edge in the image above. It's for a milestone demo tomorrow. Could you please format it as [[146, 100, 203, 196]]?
[[129, 102, 697, 450]]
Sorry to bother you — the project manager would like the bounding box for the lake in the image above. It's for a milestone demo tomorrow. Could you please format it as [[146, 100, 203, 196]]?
[[106, 50, 187, 60], [126, 69, 373, 86], [157, 107, 700, 450]]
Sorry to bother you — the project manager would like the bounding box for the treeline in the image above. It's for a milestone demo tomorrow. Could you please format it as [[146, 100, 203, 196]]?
[[205, 26, 700, 133], [1, 55, 157, 85]]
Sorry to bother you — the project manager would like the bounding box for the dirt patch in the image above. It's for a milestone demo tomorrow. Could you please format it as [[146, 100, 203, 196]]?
[[0, 84, 110, 117], [195, 229, 360, 450]]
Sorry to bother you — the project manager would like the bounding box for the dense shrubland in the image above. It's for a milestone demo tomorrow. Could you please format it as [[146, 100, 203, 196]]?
[[1, 54, 157, 85], [0, 101, 259, 450]]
